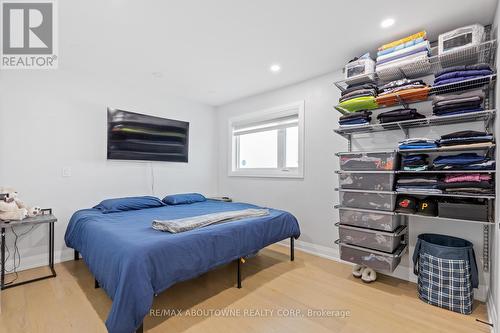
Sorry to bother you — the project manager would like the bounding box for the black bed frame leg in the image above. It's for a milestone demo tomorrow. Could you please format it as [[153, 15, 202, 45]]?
[[74, 249, 79, 261], [136, 323, 143, 333], [237, 258, 242, 289], [95, 278, 99, 289], [290, 237, 294, 261]]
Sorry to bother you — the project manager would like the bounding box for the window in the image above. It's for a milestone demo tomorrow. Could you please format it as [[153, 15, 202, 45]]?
[[229, 101, 304, 178]]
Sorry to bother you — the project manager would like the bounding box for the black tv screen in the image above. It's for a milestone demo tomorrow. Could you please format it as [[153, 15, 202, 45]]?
[[107, 108, 189, 162]]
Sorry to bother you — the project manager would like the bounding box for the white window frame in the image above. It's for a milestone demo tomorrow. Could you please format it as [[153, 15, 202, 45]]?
[[228, 100, 305, 178]]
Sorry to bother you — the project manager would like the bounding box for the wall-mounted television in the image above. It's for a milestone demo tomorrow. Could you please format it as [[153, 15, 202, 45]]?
[[107, 108, 189, 162]]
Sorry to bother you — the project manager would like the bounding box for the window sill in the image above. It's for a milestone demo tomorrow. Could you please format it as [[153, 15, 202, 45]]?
[[228, 170, 304, 179]]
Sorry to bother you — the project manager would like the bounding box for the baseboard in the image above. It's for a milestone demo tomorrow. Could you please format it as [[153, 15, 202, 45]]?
[[488, 293, 497, 333], [277, 239, 342, 262], [278, 239, 488, 301], [5, 248, 75, 273]]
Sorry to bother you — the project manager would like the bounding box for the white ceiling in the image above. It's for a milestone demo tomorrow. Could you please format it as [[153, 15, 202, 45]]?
[[60, 0, 498, 106]]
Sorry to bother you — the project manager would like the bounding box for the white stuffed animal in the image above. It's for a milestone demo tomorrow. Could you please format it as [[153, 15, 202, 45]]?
[[0, 187, 41, 221]]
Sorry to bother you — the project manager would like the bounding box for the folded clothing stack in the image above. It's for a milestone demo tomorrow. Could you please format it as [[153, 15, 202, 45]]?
[[433, 64, 493, 86], [438, 130, 494, 148], [396, 175, 442, 194], [433, 153, 495, 170], [338, 83, 379, 112], [399, 138, 438, 150], [339, 110, 372, 127], [401, 154, 429, 171], [376, 79, 430, 107], [377, 108, 426, 124], [438, 173, 494, 194], [376, 31, 430, 72], [432, 90, 485, 116]]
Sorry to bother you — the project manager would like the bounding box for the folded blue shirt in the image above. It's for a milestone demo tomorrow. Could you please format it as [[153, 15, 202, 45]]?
[[433, 153, 486, 165], [434, 69, 493, 83], [399, 144, 438, 150], [433, 75, 492, 86]]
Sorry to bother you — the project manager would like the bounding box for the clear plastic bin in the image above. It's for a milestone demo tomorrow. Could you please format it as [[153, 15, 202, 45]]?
[[438, 24, 484, 55], [338, 151, 398, 171], [339, 190, 397, 212], [338, 207, 401, 231], [339, 242, 406, 272], [345, 58, 375, 79], [338, 224, 407, 253], [338, 172, 395, 191]]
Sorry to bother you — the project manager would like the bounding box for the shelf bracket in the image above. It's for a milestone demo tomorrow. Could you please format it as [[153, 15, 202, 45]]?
[[395, 94, 410, 110], [397, 122, 409, 139]]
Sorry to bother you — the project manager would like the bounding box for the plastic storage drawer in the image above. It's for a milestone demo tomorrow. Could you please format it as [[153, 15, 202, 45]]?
[[338, 151, 398, 171], [339, 190, 397, 212], [338, 172, 395, 191], [338, 207, 401, 231], [339, 242, 406, 272], [338, 224, 407, 253]]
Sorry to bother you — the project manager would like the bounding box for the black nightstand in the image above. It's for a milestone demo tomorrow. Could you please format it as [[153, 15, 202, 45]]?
[[0, 209, 57, 290]]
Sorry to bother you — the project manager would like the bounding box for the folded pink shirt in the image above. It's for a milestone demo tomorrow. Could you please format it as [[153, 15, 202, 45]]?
[[444, 174, 492, 183]]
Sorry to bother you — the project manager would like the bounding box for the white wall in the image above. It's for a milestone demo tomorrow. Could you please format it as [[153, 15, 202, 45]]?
[[216, 72, 343, 253], [0, 70, 218, 270], [216, 71, 489, 301]]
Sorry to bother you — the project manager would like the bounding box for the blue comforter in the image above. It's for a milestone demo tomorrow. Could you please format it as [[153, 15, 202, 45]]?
[[64, 200, 300, 333]]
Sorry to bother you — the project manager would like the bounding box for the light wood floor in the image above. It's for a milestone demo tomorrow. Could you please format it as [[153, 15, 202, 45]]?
[[0, 245, 490, 333]]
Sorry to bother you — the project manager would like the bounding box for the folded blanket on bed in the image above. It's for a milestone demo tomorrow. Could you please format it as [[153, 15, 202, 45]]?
[[152, 209, 270, 233]]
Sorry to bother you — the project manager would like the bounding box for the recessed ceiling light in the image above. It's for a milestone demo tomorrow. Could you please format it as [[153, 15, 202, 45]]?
[[152, 72, 163, 78], [269, 64, 281, 73], [380, 18, 395, 28]]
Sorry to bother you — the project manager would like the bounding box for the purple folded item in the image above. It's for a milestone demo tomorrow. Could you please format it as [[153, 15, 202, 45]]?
[[433, 75, 492, 86], [376, 48, 429, 66], [434, 108, 484, 116], [434, 70, 493, 83]]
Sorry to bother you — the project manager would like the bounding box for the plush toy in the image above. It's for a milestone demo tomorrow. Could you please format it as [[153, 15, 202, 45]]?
[[0, 187, 41, 221]]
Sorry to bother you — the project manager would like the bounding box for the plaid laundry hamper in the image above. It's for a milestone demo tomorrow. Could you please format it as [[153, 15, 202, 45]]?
[[412, 234, 478, 314]]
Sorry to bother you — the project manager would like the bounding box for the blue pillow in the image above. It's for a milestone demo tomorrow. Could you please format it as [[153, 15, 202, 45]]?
[[94, 196, 164, 213], [162, 193, 206, 205]]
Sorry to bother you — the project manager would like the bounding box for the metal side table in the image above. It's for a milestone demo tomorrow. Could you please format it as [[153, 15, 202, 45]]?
[[0, 209, 57, 290]]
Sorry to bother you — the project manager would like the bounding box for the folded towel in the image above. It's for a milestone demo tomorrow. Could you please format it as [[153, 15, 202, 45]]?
[[152, 209, 270, 233], [378, 31, 427, 51]]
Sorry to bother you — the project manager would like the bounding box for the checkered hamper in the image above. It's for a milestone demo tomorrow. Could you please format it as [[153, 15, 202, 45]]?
[[412, 234, 478, 314]]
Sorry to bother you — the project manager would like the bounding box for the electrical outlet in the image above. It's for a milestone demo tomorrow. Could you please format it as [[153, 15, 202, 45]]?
[[62, 167, 72, 177]]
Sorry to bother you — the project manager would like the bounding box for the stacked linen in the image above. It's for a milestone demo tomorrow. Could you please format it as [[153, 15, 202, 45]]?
[[401, 154, 429, 171], [376, 31, 430, 72], [399, 138, 438, 150], [438, 173, 494, 194], [438, 131, 494, 148], [396, 175, 442, 194], [432, 90, 485, 116], [433, 64, 493, 86], [339, 110, 372, 127], [377, 108, 426, 124], [338, 83, 379, 112], [376, 79, 430, 107], [432, 153, 495, 170]]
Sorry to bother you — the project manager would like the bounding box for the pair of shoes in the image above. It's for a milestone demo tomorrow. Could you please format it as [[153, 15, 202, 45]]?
[[352, 265, 377, 283]]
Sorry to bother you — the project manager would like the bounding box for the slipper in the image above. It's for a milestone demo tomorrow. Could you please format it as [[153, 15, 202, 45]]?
[[352, 264, 365, 278], [361, 267, 377, 283]]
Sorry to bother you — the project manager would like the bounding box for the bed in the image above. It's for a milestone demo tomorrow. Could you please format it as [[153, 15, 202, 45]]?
[[64, 199, 301, 333]]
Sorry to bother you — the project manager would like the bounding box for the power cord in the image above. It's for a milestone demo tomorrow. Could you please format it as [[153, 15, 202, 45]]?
[[2, 224, 37, 285], [150, 161, 155, 195]]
